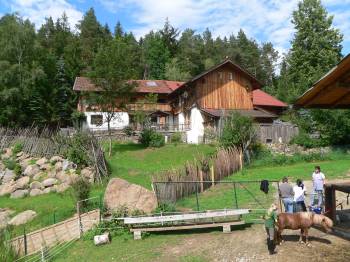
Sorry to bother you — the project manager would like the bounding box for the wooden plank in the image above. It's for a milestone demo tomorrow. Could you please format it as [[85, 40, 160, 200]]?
[[123, 209, 250, 224], [130, 220, 245, 232]]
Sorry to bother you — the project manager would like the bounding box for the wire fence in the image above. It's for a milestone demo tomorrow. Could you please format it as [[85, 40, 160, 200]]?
[[153, 180, 282, 222]]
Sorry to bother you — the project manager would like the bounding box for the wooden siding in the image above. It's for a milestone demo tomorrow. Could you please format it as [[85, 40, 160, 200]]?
[[127, 103, 171, 112], [195, 65, 254, 109]]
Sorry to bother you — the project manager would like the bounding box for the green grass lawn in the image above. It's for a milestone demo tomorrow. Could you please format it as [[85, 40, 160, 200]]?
[[106, 143, 216, 189]]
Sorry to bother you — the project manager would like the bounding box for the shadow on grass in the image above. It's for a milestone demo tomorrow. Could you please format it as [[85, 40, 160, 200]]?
[[110, 143, 146, 155]]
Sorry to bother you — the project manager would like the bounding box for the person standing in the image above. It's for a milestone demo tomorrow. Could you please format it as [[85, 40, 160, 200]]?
[[293, 179, 307, 212], [311, 166, 326, 208], [279, 177, 294, 213], [264, 203, 278, 255]]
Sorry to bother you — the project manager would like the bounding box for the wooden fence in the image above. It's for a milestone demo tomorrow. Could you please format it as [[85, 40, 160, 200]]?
[[152, 147, 242, 204], [0, 127, 108, 182], [10, 209, 100, 256], [257, 123, 299, 144]]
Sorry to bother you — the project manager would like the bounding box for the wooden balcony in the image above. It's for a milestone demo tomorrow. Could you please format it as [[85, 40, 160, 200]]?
[[127, 103, 171, 112]]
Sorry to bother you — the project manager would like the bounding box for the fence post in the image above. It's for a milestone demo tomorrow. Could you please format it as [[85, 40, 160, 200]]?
[[24, 226, 27, 256], [195, 182, 200, 211], [99, 194, 103, 223], [210, 165, 215, 186], [53, 210, 56, 224], [276, 181, 283, 212], [77, 201, 83, 238], [233, 182, 238, 209]]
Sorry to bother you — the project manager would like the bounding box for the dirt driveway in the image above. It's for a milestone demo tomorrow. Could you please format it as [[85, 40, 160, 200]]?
[[155, 224, 350, 262]]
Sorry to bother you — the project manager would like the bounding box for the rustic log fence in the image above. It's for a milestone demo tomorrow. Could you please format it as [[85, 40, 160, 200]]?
[[152, 147, 242, 204], [0, 127, 108, 182]]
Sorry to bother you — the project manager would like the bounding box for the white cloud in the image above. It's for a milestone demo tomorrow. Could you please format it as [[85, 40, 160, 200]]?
[[99, 0, 350, 55], [8, 0, 83, 29]]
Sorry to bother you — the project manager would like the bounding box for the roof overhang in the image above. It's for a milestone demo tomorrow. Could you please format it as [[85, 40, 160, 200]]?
[[295, 54, 350, 109]]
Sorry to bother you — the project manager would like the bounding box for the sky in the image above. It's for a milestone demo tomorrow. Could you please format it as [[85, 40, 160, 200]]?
[[1, 0, 350, 57]]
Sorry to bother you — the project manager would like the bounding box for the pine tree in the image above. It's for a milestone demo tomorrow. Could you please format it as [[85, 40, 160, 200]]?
[[286, 0, 343, 101], [160, 18, 179, 57]]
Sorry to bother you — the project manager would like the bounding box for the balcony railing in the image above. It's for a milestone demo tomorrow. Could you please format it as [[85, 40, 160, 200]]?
[[129, 122, 191, 132], [127, 103, 171, 112]]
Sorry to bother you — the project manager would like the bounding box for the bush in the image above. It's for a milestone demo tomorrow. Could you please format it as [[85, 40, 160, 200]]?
[[290, 132, 325, 148], [220, 112, 256, 150], [123, 126, 134, 136], [0, 226, 18, 262], [154, 203, 176, 213], [171, 132, 182, 144], [140, 129, 165, 148], [65, 133, 90, 167], [71, 178, 91, 208], [3, 159, 17, 170], [12, 142, 23, 156]]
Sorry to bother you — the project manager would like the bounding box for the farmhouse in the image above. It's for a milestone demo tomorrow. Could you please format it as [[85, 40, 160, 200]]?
[[73, 59, 288, 143]]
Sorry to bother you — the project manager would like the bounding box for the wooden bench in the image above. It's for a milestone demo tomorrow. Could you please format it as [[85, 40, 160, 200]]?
[[122, 209, 250, 239]]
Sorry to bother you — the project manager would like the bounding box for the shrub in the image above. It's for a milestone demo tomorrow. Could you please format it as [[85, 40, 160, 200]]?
[[65, 133, 90, 167], [171, 132, 182, 144], [220, 112, 256, 151], [204, 127, 218, 143], [0, 226, 18, 262], [13, 164, 22, 179], [123, 126, 134, 136], [140, 129, 165, 147], [154, 203, 176, 213], [3, 159, 17, 170], [12, 142, 23, 156], [290, 132, 324, 148], [71, 178, 91, 208], [149, 132, 165, 148]]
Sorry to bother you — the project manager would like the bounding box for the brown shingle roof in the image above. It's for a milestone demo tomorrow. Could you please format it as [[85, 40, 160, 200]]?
[[73, 77, 184, 94]]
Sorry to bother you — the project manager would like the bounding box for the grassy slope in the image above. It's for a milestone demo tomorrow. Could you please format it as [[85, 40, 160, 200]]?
[[107, 143, 216, 189]]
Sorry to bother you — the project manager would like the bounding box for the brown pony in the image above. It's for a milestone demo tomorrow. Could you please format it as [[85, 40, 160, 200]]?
[[276, 212, 333, 245]]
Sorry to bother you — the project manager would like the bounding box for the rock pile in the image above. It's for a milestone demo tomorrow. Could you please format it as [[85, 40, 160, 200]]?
[[0, 147, 95, 198], [266, 143, 331, 156]]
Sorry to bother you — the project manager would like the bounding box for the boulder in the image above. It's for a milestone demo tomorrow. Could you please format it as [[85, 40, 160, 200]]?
[[33, 172, 45, 181], [47, 170, 56, 178], [30, 188, 43, 197], [0, 208, 15, 229], [39, 163, 51, 171], [0, 182, 16, 196], [56, 171, 69, 183], [1, 148, 12, 160], [30, 181, 43, 190], [43, 187, 56, 194], [54, 161, 63, 172], [2, 169, 15, 183], [15, 176, 30, 189], [50, 156, 63, 163], [23, 165, 40, 177], [55, 183, 70, 193], [81, 167, 94, 180], [10, 189, 29, 199], [42, 178, 58, 187], [62, 160, 76, 171], [104, 178, 157, 214], [19, 157, 34, 169], [36, 157, 48, 167], [16, 151, 24, 158], [9, 210, 37, 226]]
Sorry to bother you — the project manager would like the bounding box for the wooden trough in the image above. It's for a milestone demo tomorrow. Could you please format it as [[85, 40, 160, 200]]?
[[122, 209, 251, 239]]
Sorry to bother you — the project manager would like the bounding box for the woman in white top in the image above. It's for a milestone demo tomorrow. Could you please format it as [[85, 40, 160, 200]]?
[[293, 179, 307, 212]]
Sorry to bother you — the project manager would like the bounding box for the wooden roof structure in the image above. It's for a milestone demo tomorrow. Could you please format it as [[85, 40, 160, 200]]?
[[295, 54, 350, 108]]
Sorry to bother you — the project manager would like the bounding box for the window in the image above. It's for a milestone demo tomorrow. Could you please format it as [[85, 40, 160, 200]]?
[[146, 81, 157, 87], [157, 98, 166, 103], [229, 72, 233, 80], [90, 114, 103, 126]]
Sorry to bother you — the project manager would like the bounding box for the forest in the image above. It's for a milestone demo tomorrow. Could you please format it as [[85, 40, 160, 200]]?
[[0, 0, 349, 146]]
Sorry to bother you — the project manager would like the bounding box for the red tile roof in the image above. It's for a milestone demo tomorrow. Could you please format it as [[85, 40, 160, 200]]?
[[253, 89, 287, 107], [73, 77, 184, 94]]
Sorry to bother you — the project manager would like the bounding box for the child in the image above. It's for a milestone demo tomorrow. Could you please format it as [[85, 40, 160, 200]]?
[[264, 203, 278, 255], [293, 179, 307, 212]]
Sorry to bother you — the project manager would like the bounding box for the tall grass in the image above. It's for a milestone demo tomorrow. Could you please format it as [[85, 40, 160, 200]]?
[[0, 226, 18, 262]]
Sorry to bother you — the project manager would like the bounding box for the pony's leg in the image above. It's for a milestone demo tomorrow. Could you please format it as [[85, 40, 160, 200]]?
[[305, 228, 311, 246], [277, 229, 283, 245], [299, 229, 304, 243]]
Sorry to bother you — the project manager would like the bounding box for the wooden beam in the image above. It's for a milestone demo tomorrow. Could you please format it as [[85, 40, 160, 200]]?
[[130, 220, 245, 232], [123, 209, 250, 224], [301, 84, 334, 106], [331, 90, 350, 108]]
